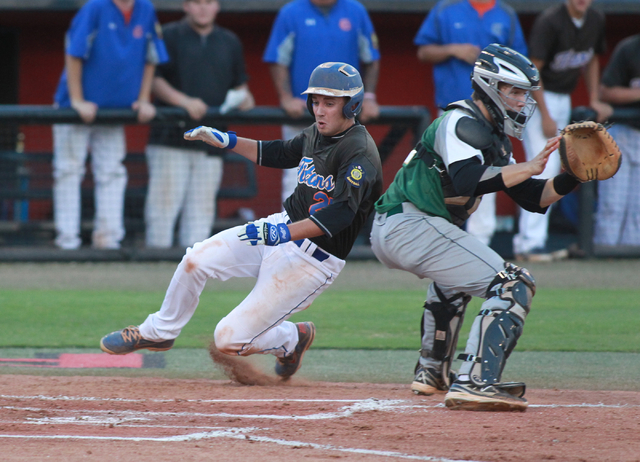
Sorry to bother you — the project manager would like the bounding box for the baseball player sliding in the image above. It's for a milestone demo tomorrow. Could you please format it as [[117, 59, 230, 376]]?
[[100, 62, 383, 380], [370, 44, 589, 411]]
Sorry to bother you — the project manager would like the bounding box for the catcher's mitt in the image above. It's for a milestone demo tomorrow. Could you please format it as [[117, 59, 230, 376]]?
[[559, 121, 622, 182]]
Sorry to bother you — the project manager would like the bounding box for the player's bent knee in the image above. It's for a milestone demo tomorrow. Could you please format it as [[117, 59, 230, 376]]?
[[213, 321, 246, 356], [486, 262, 536, 320]]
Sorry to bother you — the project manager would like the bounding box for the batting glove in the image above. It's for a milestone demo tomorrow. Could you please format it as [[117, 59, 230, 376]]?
[[184, 126, 237, 149], [237, 220, 291, 246]]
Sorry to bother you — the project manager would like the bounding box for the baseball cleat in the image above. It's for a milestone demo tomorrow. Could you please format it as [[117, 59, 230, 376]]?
[[100, 326, 174, 355], [411, 366, 453, 395], [275, 322, 316, 380], [444, 381, 528, 412]]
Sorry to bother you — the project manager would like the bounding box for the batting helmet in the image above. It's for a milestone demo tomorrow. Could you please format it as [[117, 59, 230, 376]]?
[[472, 44, 540, 140], [302, 62, 364, 119]]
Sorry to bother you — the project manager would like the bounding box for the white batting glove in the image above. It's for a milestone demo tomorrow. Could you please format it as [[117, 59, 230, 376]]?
[[183, 126, 237, 149], [237, 220, 291, 246]]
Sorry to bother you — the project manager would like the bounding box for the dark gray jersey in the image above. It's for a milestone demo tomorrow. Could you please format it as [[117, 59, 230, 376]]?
[[259, 123, 382, 259], [601, 34, 640, 92], [529, 4, 606, 94]]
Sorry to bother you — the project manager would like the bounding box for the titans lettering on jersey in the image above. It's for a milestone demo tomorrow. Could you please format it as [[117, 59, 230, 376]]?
[[297, 157, 335, 191]]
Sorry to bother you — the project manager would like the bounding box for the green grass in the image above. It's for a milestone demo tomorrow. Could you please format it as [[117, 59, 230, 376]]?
[[1, 288, 639, 352]]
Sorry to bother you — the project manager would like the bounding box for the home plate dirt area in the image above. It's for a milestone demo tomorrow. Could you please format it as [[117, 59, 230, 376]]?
[[0, 375, 639, 462]]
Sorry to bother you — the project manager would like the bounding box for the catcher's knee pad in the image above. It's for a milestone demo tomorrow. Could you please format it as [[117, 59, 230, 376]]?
[[486, 262, 536, 321], [419, 285, 471, 386]]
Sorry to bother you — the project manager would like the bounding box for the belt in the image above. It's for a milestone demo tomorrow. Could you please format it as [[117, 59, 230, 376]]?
[[294, 239, 330, 262], [386, 203, 404, 217]]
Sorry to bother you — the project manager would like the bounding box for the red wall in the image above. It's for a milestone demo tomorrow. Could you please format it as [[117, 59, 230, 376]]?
[[2, 10, 639, 220]]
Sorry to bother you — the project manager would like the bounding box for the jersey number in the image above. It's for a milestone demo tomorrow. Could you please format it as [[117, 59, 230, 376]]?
[[309, 191, 333, 215]]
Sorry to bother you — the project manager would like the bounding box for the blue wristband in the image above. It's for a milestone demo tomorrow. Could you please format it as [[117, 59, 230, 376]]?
[[227, 131, 237, 150]]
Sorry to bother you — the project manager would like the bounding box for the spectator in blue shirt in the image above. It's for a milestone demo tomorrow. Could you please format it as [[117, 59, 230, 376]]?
[[263, 0, 381, 204], [53, 0, 167, 250], [414, 0, 527, 249]]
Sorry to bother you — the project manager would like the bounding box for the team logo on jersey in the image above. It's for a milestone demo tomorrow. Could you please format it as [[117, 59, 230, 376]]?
[[298, 158, 335, 191], [339, 18, 352, 32], [346, 163, 365, 188], [133, 25, 144, 39]]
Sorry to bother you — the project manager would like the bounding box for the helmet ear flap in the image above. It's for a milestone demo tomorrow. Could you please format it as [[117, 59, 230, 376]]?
[[306, 94, 314, 118]]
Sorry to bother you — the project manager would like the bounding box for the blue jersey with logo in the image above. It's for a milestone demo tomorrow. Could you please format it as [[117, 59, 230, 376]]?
[[263, 0, 380, 99], [54, 0, 168, 108], [414, 0, 527, 109]]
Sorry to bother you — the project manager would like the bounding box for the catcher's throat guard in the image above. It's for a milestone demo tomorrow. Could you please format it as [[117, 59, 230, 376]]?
[[559, 121, 622, 182]]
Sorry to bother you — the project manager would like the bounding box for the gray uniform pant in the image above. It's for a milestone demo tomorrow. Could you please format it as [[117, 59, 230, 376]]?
[[370, 203, 516, 376]]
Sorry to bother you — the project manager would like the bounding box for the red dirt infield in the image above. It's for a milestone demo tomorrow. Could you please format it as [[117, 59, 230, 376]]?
[[1, 374, 639, 462]]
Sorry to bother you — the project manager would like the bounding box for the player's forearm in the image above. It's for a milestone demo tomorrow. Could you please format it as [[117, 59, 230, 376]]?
[[540, 178, 564, 208], [66, 55, 85, 103], [584, 57, 604, 104], [137, 63, 156, 103], [361, 61, 379, 94], [287, 218, 325, 241], [600, 84, 640, 105], [229, 137, 259, 164], [152, 76, 191, 107], [269, 64, 296, 102], [417, 44, 459, 63]]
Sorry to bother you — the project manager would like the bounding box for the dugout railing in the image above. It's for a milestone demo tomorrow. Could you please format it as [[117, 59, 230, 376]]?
[[0, 105, 429, 261]]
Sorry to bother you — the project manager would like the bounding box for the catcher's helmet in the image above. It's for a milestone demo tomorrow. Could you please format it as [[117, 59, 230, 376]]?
[[302, 62, 364, 119], [472, 44, 540, 139]]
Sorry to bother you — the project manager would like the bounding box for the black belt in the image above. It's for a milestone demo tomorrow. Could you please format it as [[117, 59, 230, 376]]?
[[386, 204, 404, 217], [294, 239, 330, 262]]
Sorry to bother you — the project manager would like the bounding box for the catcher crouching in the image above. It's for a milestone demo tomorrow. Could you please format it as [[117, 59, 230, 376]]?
[[370, 44, 620, 412]]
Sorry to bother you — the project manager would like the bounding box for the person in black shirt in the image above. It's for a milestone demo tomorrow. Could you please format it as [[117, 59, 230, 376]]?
[[145, 0, 255, 248], [594, 34, 640, 246], [100, 62, 383, 381], [513, 0, 612, 261]]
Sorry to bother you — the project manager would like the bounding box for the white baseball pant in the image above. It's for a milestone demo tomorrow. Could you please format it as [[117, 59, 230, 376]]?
[[52, 124, 127, 249], [145, 145, 224, 248], [138, 211, 345, 358], [594, 124, 640, 246], [513, 91, 571, 255], [465, 193, 497, 246]]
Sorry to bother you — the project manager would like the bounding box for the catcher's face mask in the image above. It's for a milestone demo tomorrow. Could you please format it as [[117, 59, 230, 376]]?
[[497, 84, 537, 139], [472, 43, 540, 140]]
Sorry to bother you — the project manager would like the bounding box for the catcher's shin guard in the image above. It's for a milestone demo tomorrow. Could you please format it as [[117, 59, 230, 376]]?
[[462, 263, 535, 387], [418, 285, 471, 388]]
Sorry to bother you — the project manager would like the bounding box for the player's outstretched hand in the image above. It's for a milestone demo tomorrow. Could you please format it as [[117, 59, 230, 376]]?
[[184, 126, 237, 149], [238, 220, 291, 246]]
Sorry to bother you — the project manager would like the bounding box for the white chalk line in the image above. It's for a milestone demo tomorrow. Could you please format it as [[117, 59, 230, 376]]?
[[0, 427, 483, 462], [0, 394, 362, 403], [0, 398, 415, 422], [1, 396, 637, 462]]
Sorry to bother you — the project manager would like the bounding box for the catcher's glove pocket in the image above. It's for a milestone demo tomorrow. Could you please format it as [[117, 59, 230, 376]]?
[[559, 121, 622, 182]]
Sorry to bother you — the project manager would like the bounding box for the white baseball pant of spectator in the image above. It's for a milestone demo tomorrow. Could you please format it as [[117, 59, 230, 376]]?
[[52, 124, 127, 250], [594, 124, 640, 246], [280, 124, 305, 206], [145, 145, 224, 248], [513, 91, 571, 255]]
